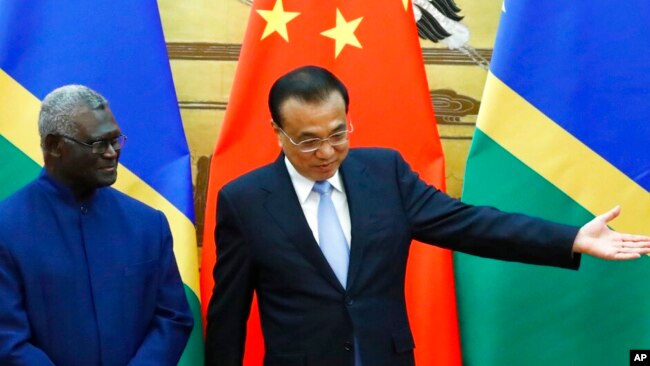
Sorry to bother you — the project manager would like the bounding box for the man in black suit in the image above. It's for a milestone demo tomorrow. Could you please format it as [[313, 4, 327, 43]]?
[[205, 65, 650, 366]]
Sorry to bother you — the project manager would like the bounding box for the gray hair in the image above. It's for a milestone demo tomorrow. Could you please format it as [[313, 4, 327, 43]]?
[[38, 85, 109, 140]]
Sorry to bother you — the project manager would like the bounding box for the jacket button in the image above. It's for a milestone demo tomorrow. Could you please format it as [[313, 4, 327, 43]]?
[[343, 341, 353, 351], [344, 296, 354, 305]]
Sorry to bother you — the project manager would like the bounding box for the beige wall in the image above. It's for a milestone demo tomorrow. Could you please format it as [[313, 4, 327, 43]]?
[[157, 0, 503, 244]]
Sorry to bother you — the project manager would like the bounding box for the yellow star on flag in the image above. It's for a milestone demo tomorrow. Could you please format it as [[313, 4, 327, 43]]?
[[403, 0, 410, 11], [320, 9, 363, 58], [256, 0, 300, 41]]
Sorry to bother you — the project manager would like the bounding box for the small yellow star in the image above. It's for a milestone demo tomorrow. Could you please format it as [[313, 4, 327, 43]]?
[[320, 9, 363, 58], [403, 0, 410, 11], [256, 0, 300, 41]]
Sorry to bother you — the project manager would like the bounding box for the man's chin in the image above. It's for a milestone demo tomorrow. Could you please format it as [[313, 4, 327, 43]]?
[[96, 172, 118, 187], [305, 169, 335, 182], [310, 164, 339, 180]]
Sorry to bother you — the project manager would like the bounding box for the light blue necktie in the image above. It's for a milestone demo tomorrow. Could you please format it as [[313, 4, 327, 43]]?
[[313, 181, 361, 365], [312, 180, 349, 288]]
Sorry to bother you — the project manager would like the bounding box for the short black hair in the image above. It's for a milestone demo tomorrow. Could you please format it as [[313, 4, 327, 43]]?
[[268, 65, 349, 127]]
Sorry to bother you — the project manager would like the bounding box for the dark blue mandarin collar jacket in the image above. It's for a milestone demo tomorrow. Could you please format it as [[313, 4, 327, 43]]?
[[0, 171, 193, 365]]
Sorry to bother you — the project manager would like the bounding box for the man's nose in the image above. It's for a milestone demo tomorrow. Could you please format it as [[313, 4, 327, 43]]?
[[102, 144, 118, 158], [315, 140, 335, 158]]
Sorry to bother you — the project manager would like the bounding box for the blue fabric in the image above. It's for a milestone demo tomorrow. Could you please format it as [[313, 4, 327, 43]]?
[[313, 181, 350, 288], [0, 171, 193, 366], [490, 0, 650, 189]]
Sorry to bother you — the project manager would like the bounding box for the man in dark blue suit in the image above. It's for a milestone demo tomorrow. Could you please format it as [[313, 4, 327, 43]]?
[[0, 85, 193, 365], [205, 65, 650, 366]]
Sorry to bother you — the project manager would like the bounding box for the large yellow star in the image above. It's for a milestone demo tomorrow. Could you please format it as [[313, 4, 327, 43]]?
[[403, 0, 410, 11], [320, 9, 363, 58], [256, 0, 300, 41]]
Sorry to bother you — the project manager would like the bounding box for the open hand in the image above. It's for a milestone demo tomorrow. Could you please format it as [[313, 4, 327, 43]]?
[[572, 206, 650, 260]]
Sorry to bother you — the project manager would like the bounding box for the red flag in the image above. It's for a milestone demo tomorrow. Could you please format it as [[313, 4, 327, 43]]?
[[201, 0, 460, 364]]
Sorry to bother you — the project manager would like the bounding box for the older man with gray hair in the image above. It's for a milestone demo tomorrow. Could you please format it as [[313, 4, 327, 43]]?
[[0, 85, 193, 365]]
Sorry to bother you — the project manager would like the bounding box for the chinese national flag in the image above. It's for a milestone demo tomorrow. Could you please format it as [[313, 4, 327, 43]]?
[[201, 0, 460, 364]]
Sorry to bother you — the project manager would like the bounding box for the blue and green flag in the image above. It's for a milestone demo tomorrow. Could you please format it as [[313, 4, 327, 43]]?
[[458, 1, 650, 365], [0, 2, 203, 364]]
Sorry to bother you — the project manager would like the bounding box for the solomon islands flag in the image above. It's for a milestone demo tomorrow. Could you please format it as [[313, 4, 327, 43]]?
[[458, 1, 650, 365]]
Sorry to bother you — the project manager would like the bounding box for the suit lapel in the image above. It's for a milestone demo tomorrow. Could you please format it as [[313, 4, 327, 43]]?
[[262, 155, 345, 291], [339, 153, 373, 291]]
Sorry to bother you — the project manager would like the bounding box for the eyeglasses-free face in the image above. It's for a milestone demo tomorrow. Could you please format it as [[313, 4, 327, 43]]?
[[58, 134, 127, 154]]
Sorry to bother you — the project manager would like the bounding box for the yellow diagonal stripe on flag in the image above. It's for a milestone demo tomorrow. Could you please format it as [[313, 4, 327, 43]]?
[[0, 69, 43, 165], [478, 72, 650, 234], [0, 69, 200, 294]]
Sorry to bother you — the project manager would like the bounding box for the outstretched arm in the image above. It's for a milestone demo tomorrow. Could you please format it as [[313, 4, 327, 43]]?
[[572, 206, 650, 260]]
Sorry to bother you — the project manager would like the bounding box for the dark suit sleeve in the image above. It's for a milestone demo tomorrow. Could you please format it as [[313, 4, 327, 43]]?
[[205, 189, 256, 365], [128, 213, 194, 366], [0, 243, 55, 365], [393, 151, 580, 269]]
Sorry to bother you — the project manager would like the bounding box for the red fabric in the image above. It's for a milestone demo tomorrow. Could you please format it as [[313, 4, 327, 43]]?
[[201, 1, 460, 364]]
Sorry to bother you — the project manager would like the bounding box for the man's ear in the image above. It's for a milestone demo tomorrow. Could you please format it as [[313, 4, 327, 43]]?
[[271, 120, 283, 147], [43, 134, 63, 157]]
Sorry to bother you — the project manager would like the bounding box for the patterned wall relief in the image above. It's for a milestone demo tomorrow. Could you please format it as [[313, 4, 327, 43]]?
[[433, 88, 480, 135]]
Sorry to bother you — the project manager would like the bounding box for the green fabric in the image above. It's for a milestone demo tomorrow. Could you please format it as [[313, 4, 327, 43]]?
[[457, 129, 650, 366], [0, 135, 40, 200], [178, 285, 205, 366]]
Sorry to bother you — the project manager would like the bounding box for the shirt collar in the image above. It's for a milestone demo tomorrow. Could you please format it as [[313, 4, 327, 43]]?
[[37, 168, 98, 204], [284, 157, 344, 204]]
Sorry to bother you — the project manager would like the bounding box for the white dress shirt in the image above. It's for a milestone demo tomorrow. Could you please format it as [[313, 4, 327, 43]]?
[[284, 157, 352, 247]]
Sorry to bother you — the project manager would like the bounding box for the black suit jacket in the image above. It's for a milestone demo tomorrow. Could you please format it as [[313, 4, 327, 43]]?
[[205, 148, 580, 366]]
